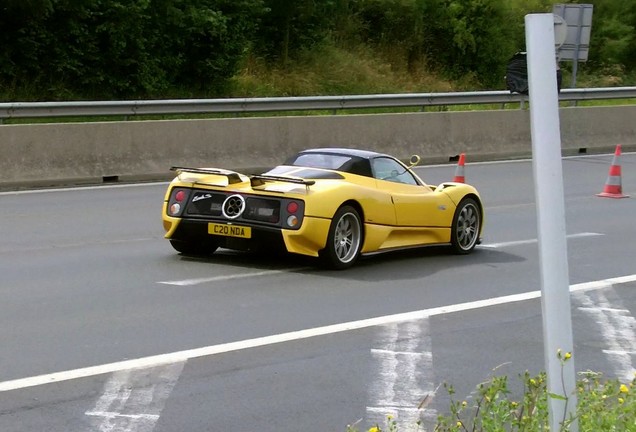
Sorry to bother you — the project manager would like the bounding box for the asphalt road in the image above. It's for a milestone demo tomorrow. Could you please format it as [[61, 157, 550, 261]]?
[[1, 153, 635, 432]]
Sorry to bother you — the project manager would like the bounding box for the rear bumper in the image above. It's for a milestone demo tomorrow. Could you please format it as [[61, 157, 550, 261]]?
[[163, 215, 331, 257], [166, 218, 286, 253]]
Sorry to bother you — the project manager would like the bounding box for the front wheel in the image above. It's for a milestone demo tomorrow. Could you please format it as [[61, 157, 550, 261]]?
[[320, 205, 363, 270], [450, 198, 481, 254]]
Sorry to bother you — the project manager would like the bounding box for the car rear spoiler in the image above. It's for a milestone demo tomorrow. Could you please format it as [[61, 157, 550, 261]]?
[[250, 174, 316, 187], [170, 166, 243, 184]]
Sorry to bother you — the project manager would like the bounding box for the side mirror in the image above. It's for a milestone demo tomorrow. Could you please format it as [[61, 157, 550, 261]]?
[[408, 155, 421, 167]]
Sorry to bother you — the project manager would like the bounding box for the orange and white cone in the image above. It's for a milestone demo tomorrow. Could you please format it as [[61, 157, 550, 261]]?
[[597, 144, 629, 199], [453, 153, 466, 183]]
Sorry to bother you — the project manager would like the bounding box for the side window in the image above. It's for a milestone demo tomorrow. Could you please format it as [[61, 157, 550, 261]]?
[[371, 157, 418, 185]]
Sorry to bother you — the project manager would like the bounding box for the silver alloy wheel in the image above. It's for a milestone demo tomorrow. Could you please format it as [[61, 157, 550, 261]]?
[[333, 212, 362, 263], [455, 201, 479, 250]]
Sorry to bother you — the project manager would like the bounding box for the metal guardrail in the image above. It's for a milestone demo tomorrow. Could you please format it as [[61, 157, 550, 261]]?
[[1, 87, 635, 119]]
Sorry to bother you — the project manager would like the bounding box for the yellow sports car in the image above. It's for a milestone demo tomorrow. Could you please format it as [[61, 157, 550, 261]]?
[[163, 148, 483, 269]]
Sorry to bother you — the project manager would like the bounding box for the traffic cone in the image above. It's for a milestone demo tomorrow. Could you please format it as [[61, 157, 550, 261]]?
[[597, 144, 629, 199], [453, 153, 466, 183]]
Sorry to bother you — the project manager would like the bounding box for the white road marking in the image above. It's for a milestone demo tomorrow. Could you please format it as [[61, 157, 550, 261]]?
[[157, 267, 311, 286], [86, 413, 160, 420], [574, 289, 636, 382], [0, 182, 168, 196], [1, 273, 636, 392], [85, 362, 184, 432], [604, 350, 636, 356], [366, 320, 437, 432], [578, 307, 630, 314], [480, 232, 603, 249]]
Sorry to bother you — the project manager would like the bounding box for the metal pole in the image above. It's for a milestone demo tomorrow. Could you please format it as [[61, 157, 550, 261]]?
[[525, 13, 578, 431]]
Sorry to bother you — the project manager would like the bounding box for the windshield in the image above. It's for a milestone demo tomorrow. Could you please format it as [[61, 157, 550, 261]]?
[[285, 152, 373, 177], [290, 153, 353, 170], [263, 166, 344, 179]]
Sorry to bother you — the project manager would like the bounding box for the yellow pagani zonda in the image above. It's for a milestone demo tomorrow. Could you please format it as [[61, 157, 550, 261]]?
[[163, 148, 484, 269]]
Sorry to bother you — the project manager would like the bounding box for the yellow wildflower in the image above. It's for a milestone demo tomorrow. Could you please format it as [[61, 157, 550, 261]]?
[[456, 421, 463, 427], [386, 414, 393, 420], [564, 352, 572, 360], [618, 398, 625, 404], [368, 426, 381, 432], [462, 401, 467, 407], [620, 384, 629, 393]]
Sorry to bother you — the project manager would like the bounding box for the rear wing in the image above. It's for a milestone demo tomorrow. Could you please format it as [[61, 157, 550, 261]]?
[[170, 166, 243, 184], [170, 167, 316, 188], [250, 174, 315, 187]]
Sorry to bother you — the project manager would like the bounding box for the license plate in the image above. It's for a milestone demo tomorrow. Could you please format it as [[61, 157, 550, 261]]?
[[208, 223, 252, 239]]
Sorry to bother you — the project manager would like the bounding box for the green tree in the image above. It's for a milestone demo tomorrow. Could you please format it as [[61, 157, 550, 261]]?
[[255, 0, 338, 65], [424, 0, 519, 88], [156, 0, 266, 94], [586, 0, 636, 72], [355, 0, 429, 72], [0, 0, 56, 96], [0, 0, 265, 99]]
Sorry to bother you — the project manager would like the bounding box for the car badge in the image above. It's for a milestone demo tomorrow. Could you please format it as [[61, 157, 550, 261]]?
[[222, 194, 245, 219], [192, 193, 213, 202]]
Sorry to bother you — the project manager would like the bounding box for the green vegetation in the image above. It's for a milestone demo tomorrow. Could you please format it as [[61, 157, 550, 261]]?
[[1, 0, 635, 101], [347, 352, 636, 432]]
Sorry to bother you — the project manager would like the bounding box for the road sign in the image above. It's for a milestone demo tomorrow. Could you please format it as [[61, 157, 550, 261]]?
[[552, 3, 593, 62], [553, 14, 567, 48]]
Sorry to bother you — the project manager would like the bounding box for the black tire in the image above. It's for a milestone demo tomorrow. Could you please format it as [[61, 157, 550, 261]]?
[[450, 197, 481, 254], [169, 239, 218, 256], [320, 205, 363, 270]]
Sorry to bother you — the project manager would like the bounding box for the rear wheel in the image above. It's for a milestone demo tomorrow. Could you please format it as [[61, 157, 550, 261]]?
[[320, 206, 363, 270], [450, 198, 481, 254], [169, 239, 218, 256]]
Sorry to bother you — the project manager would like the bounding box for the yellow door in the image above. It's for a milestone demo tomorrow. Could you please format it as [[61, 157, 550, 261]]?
[[386, 182, 454, 227], [370, 156, 454, 227]]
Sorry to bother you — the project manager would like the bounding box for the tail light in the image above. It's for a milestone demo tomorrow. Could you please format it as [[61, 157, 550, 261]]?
[[167, 188, 191, 217], [283, 200, 304, 229], [287, 201, 299, 213]]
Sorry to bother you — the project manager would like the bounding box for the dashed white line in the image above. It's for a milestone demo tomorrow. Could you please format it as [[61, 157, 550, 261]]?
[[604, 350, 636, 356], [575, 289, 636, 382], [366, 320, 436, 432], [1, 273, 635, 393], [85, 362, 185, 432], [85, 412, 160, 420], [157, 267, 311, 286], [0, 182, 168, 196], [480, 232, 603, 249]]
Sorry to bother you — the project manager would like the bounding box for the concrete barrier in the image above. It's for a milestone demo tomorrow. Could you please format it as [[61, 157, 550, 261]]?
[[1, 105, 634, 189]]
